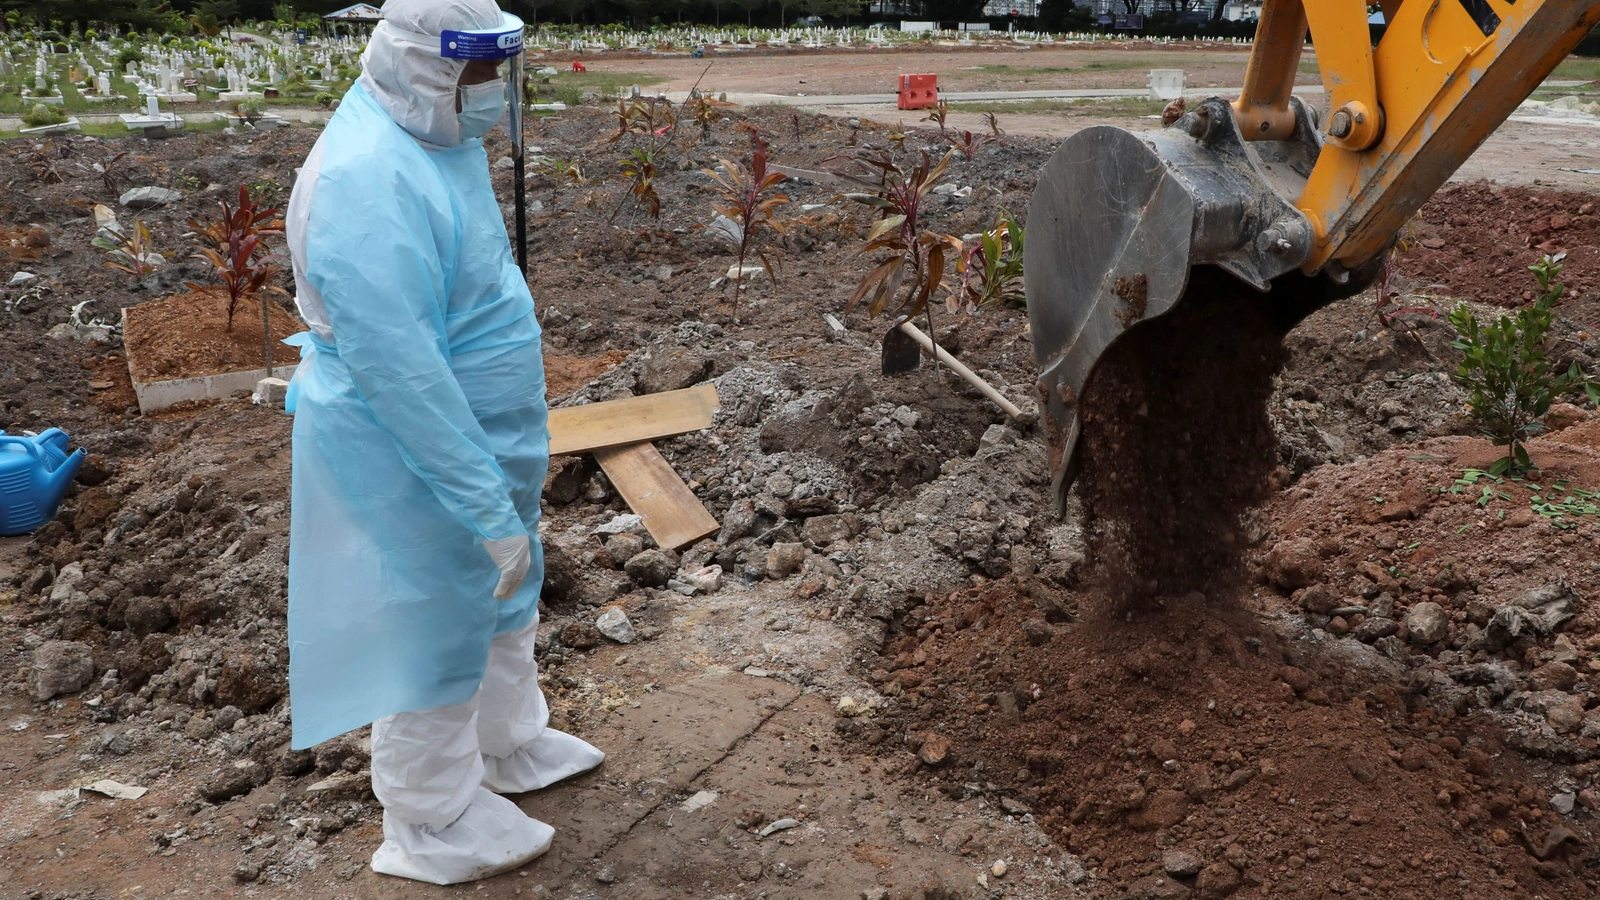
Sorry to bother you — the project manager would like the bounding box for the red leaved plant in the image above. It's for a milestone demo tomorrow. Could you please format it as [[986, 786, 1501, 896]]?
[[833, 149, 960, 324], [702, 126, 790, 322], [186, 186, 288, 367]]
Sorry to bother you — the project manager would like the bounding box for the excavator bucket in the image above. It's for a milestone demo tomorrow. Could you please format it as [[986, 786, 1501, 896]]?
[[1024, 96, 1375, 511]]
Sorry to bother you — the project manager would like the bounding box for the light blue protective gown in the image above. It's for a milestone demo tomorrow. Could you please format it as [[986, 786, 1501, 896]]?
[[286, 83, 546, 750]]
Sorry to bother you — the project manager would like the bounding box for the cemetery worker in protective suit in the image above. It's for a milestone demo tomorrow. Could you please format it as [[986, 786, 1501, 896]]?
[[281, 0, 603, 885]]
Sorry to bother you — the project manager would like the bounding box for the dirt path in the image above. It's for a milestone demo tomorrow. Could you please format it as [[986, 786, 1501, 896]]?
[[574, 44, 1312, 97]]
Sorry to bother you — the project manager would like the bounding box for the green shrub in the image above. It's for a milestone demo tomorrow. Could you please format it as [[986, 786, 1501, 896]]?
[[22, 103, 67, 128], [234, 96, 267, 122], [116, 46, 143, 69], [1449, 254, 1600, 474], [314, 91, 336, 109]]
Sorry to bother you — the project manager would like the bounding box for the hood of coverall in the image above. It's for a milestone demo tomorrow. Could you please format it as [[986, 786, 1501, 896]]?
[[359, 0, 505, 149]]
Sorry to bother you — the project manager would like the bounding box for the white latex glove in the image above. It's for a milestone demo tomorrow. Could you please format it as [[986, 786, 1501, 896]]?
[[482, 534, 531, 601]]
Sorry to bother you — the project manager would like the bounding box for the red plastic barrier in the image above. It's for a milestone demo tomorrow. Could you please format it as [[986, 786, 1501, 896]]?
[[571, 60, 587, 73], [897, 73, 938, 111]]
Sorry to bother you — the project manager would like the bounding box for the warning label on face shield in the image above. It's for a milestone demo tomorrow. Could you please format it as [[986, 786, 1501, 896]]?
[[440, 28, 523, 60]]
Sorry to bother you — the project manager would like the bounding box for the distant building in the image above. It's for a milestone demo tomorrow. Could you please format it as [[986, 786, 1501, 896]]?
[[1221, 0, 1261, 20], [981, 0, 1041, 16], [1086, 0, 1229, 17]]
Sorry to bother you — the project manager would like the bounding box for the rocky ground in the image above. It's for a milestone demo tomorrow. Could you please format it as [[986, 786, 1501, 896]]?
[[1, 89, 1600, 900]]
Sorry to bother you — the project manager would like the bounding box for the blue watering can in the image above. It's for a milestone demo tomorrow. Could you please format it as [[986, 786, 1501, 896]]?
[[0, 428, 87, 536]]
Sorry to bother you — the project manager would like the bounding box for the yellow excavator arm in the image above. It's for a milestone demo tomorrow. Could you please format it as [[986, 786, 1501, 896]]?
[[1023, 0, 1600, 508], [1246, 0, 1600, 273]]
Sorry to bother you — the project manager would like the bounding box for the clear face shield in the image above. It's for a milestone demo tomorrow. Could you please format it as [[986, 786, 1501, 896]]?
[[438, 13, 528, 271]]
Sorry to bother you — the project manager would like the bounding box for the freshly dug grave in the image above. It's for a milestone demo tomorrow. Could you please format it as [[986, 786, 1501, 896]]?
[[122, 288, 302, 382], [868, 578, 1597, 899], [1075, 267, 1287, 608], [864, 422, 1600, 899]]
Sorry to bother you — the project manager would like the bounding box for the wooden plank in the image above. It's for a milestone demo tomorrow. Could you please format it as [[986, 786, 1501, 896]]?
[[547, 384, 719, 457], [594, 442, 719, 551]]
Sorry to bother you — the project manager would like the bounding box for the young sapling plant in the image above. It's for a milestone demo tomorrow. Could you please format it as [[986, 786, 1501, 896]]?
[[1448, 253, 1600, 475], [701, 126, 789, 322], [186, 186, 287, 367]]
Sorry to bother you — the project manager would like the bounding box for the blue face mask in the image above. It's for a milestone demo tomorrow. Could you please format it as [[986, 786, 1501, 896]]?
[[457, 80, 505, 141]]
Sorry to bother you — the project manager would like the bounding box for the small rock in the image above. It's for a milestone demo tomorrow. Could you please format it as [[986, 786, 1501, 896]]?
[[234, 858, 264, 882], [252, 377, 289, 407], [100, 731, 132, 756], [891, 405, 920, 428], [123, 596, 174, 636], [1020, 619, 1055, 646], [1297, 583, 1340, 614], [678, 564, 723, 593], [1143, 789, 1190, 828], [1262, 539, 1323, 590], [1222, 767, 1256, 791], [560, 621, 602, 650], [1546, 402, 1588, 431], [1195, 862, 1241, 898], [765, 542, 805, 579], [758, 817, 801, 837], [7, 271, 36, 286], [800, 514, 851, 545], [991, 859, 1007, 878], [594, 867, 617, 884], [31, 640, 94, 702], [836, 695, 875, 717], [978, 423, 1018, 454], [624, 548, 678, 587], [1403, 601, 1449, 645], [681, 790, 717, 812], [595, 606, 637, 644], [595, 513, 644, 535], [604, 533, 645, 567], [1163, 849, 1205, 877], [1000, 797, 1031, 815], [634, 347, 713, 395], [22, 225, 50, 248], [49, 561, 84, 602], [1553, 634, 1580, 663], [1353, 616, 1399, 643], [1529, 661, 1579, 692], [917, 732, 950, 766], [118, 186, 183, 209], [200, 760, 266, 803], [1553, 792, 1577, 815], [185, 717, 217, 741]]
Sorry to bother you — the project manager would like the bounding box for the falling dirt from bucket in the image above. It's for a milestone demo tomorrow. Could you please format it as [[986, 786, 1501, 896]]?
[[1075, 266, 1288, 610]]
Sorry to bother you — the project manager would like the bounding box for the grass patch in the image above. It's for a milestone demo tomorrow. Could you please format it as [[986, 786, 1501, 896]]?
[[949, 97, 1168, 117], [1552, 57, 1600, 82]]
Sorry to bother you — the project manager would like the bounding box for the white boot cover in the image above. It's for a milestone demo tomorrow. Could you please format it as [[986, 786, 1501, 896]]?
[[370, 787, 553, 885], [477, 619, 605, 793]]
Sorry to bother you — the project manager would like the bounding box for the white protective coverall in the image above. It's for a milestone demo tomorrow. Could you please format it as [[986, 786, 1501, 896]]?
[[283, 0, 602, 884]]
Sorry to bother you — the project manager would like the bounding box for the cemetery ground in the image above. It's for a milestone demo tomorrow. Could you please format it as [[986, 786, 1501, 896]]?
[[3, 40, 1600, 900]]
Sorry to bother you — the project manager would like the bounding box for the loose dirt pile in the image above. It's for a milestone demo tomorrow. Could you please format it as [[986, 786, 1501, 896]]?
[[1076, 267, 1288, 607], [869, 578, 1598, 899]]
